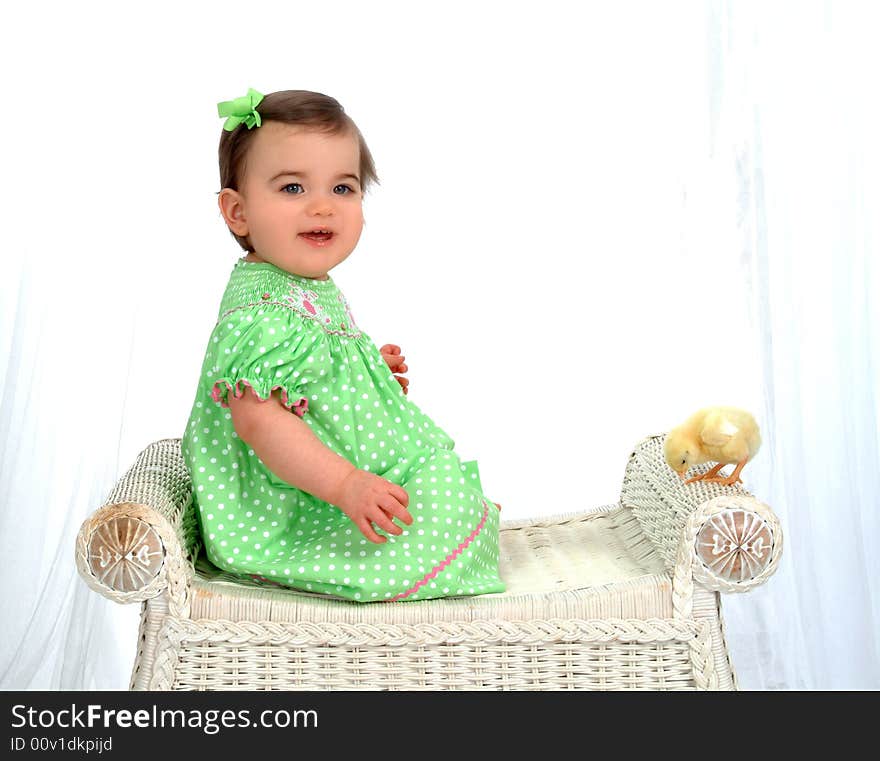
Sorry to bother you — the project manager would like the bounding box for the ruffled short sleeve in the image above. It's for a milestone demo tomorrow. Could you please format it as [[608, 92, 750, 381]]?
[[205, 306, 314, 418]]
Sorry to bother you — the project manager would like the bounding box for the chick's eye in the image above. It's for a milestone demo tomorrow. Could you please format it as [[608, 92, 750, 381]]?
[[281, 183, 303, 194]]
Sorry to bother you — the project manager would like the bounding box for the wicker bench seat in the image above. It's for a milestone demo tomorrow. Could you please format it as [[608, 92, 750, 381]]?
[[75, 434, 782, 690]]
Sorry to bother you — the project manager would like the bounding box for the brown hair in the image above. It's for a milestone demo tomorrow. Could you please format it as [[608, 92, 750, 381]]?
[[217, 89, 379, 252]]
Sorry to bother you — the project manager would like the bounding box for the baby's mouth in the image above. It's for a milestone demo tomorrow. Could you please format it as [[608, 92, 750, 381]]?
[[300, 230, 335, 242]]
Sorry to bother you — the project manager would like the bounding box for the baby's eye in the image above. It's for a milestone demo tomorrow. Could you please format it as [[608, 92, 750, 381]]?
[[281, 183, 303, 194], [334, 184, 355, 195]]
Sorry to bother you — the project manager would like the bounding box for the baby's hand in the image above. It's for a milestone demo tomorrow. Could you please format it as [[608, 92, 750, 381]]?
[[334, 468, 413, 544], [379, 343, 409, 395]]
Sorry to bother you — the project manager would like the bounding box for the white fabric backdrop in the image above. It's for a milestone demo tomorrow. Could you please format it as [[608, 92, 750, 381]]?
[[710, 1, 880, 688], [1, 0, 876, 689]]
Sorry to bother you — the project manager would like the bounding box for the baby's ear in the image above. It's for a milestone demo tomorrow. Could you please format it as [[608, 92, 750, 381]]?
[[218, 188, 248, 236]]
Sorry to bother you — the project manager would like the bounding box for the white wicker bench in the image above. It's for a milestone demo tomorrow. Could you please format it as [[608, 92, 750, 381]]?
[[75, 433, 782, 690]]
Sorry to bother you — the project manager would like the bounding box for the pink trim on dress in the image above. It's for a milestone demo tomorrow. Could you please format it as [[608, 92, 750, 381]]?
[[210, 378, 309, 418], [390, 499, 491, 602]]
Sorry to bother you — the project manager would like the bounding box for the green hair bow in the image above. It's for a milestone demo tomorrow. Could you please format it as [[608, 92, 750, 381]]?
[[217, 87, 265, 131]]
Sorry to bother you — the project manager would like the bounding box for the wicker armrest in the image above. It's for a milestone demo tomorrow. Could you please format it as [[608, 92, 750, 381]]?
[[620, 434, 783, 592], [75, 439, 198, 605]]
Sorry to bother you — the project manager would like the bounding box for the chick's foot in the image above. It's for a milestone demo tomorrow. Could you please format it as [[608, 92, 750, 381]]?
[[701, 459, 748, 486], [684, 463, 724, 485]]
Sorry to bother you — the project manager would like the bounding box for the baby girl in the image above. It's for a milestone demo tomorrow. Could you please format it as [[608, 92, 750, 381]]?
[[180, 87, 505, 602]]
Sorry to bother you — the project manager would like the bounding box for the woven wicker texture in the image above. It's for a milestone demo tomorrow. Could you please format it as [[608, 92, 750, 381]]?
[[156, 617, 709, 690], [75, 435, 782, 690]]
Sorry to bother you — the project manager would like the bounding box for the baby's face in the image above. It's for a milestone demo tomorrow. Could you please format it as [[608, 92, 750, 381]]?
[[220, 121, 364, 279]]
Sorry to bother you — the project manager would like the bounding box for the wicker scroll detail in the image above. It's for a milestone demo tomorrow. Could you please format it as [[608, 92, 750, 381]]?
[[75, 502, 192, 618], [695, 509, 773, 583], [74, 438, 198, 615], [86, 516, 164, 591], [669, 496, 781, 692], [672, 496, 783, 622]]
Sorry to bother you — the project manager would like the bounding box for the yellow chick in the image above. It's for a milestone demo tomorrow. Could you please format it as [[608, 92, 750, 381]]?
[[664, 406, 762, 486]]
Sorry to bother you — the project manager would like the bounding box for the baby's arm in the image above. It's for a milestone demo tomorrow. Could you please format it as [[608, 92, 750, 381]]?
[[228, 388, 412, 542]]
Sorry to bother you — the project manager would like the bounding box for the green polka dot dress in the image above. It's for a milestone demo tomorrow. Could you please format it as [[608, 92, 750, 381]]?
[[181, 258, 506, 603]]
